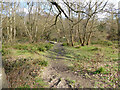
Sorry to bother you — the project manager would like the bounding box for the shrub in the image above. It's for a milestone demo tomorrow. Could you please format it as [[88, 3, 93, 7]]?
[[112, 41, 118, 44], [38, 60, 48, 66], [38, 46, 46, 52], [2, 44, 11, 48], [102, 41, 113, 46], [35, 43, 53, 52], [91, 47, 99, 51], [14, 44, 38, 52], [13, 43, 53, 52], [93, 67, 105, 74], [62, 43, 68, 46], [2, 44, 11, 56], [31, 46, 38, 52], [13, 44, 29, 50], [44, 43, 53, 50], [2, 48, 11, 56]]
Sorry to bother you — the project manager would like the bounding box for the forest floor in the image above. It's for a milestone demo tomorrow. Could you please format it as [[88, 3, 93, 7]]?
[[41, 43, 118, 88], [2, 41, 119, 88], [41, 43, 94, 88]]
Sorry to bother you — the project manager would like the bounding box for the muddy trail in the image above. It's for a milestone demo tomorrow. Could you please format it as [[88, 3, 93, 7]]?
[[41, 43, 95, 88]]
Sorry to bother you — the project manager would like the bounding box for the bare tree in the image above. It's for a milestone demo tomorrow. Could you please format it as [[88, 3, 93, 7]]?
[[49, 0, 108, 46]]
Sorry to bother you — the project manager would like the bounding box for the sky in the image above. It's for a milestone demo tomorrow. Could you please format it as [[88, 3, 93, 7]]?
[[108, 0, 120, 8], [2, 0, 119, 18], [1, 0, 120, 8], [98, 0, 120, 18]]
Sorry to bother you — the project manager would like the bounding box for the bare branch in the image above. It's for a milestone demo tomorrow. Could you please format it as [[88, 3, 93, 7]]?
[[63, 0, 91, 17], [50, 1, 73, 24]]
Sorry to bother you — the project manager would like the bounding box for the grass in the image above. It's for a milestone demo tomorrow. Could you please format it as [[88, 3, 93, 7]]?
[[34, 77, 48, 88], [2, 42, 53, 88], [2, 40, 118, 88], [60, 42, 118, 88], [91, 40, 113, 46], [2, 42, 53, 59], [62, 42, 68, 46], [17, 85, 30, 88], [93, 67, 105, 74], [2, 45, 11, 56], [33, 59, 48, 67], [3, 56, 49, 87], [68, 80, 75, 84], [66, 78, 76, 88], [12, 42, 53, 53], [17, 76, 48, 88]]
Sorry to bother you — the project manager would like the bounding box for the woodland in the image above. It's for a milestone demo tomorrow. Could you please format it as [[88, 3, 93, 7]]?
[[0, 0, 119, 88]]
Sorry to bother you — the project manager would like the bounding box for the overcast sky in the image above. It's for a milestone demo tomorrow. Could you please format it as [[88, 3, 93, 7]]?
[[109, 0, 120, 8], [13, 0, 120, 18], [96, 0, 120, 18]]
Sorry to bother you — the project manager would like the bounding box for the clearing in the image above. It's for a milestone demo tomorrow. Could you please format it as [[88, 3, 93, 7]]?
[[2, 41, 119, 88]]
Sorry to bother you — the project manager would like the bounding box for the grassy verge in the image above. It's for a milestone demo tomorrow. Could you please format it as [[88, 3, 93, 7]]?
[[2, 42, 53, 88], [62, 43, 118, 88]]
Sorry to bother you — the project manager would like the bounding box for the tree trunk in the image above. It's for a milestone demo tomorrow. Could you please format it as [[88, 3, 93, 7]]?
[[86, 32, 92, 45], [10, 13, 13, 42], [13, 3, 16, 41], [77, 9, 83, 45], [82, 18, 90, 46]]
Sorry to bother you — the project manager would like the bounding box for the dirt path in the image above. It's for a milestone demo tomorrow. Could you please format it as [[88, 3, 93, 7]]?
[[41, 43, 94, 88]]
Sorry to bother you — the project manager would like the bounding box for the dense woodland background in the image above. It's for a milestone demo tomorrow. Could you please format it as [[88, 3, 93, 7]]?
[[0, 0, 118, 45]]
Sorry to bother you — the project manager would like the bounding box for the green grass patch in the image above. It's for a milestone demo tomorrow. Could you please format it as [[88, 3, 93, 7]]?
[[2, 48, 11, 56], [66, 78, 76, 84], [32, 57, 48, 67], [38, 60, 48, 67], [91, 40, 113, 46], [38, 46, 46, 52], [34, 77, 47, 87], [80, 46, 99, 51], [44, 43, 53, 50], [2, 44, 11, 56], [17, 85, 30, 88], [93, 67, 105, 74], [16, 50, 30, 55], [62, 42, 68, 46], [12, 42, 53, 53]]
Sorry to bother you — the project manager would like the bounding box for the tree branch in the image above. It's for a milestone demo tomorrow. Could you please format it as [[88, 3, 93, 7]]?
[[50, 1, 73, 25]]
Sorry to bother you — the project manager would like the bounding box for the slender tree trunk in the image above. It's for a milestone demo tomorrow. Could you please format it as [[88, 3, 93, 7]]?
[[70, 25, 74, 46], [24, 20, 33, 42], [34, 3, 39, 42], [81, 18, 90, 46], [0, 2, 3, 45], [13, 3, 16, 41], [7, 27, 10, 42], [68, 3, 74, 46], [28, 2, 34, 43], [7, 15, 10, 42], [77, 11, 82, 44], [86, 15, 95, 45], [9, 6, 13, 42], [86, 31, 92, 45]]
